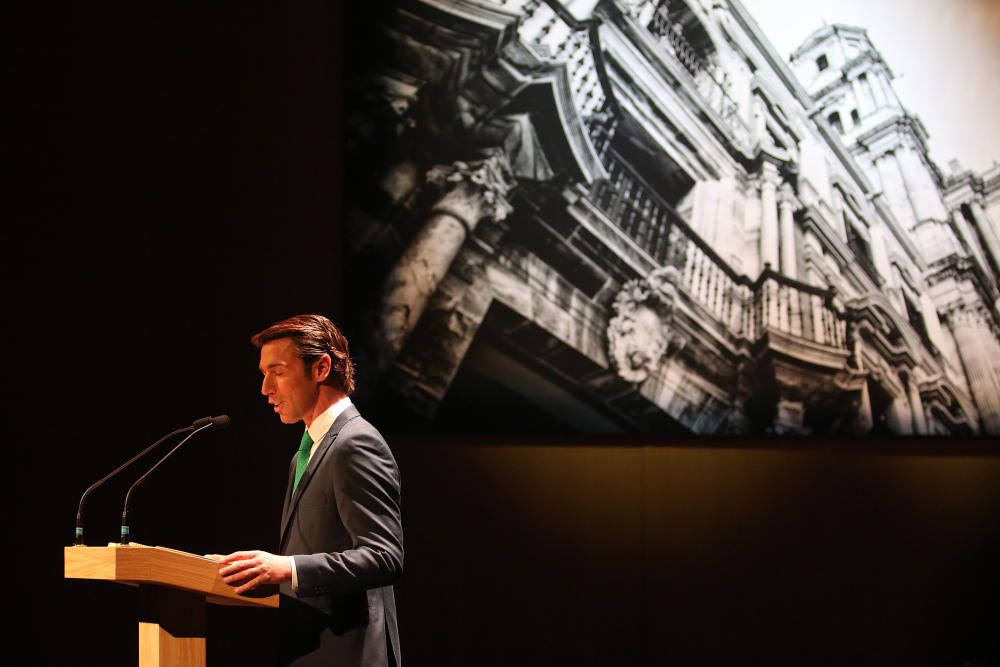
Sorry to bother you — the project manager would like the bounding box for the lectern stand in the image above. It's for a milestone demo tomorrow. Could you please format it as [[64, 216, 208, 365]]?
[[65, 545, 278, 667]]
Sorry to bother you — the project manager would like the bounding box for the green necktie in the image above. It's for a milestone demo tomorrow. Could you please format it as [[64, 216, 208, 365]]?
[[292, 430, 314, 493]]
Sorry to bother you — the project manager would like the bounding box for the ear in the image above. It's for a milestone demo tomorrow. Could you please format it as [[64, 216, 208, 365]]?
[[312, 353, 332, 383]]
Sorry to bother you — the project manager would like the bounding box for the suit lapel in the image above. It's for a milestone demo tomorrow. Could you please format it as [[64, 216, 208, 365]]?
[[279, 405, 361, 549], [279, 455, 297, 537]]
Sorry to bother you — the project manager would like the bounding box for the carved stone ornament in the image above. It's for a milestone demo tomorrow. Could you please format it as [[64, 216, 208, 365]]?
[[607, 266, 683, 384], [425, 149, 515, 225]]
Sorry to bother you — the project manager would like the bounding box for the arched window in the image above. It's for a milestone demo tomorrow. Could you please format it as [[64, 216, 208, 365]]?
[[827, 111, 843, 134]]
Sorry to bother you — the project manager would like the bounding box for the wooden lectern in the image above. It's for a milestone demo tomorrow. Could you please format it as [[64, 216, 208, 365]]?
[[65, 545, 279, 667]]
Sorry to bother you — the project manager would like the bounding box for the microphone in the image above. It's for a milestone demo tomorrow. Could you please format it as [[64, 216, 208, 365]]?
[[119, 415, 231, 545], [192, 414, 231, 430], [74, 415, 225, 545]]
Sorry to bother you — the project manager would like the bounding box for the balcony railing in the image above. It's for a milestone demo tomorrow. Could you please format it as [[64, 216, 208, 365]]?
[[590, 151, 845, 350], [629, 0, 751, 147], [751, 270, 845, 348], [497, 0, 611, 147]]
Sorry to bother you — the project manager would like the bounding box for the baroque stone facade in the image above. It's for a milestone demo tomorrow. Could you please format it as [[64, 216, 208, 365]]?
[[345, 0, 1000, 436]]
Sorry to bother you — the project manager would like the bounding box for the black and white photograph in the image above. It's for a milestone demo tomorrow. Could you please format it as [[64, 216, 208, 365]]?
[[343, 0, 1000, 437]]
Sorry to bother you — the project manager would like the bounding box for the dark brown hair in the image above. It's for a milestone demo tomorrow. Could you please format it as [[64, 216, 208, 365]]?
[[251, 314, 356, 395]]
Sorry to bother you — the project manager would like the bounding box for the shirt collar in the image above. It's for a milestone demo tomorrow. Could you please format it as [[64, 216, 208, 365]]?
[[306, 395, 352, 445]]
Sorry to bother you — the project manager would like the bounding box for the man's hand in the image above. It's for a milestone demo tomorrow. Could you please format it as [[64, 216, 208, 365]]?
[[215, 550, 293, 594]]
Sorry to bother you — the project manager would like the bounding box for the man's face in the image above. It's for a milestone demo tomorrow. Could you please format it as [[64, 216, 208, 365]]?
[[259, 338, 319, 425]]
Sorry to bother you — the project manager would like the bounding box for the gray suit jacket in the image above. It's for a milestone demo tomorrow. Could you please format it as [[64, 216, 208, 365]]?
[[278, 405, 403, 666]]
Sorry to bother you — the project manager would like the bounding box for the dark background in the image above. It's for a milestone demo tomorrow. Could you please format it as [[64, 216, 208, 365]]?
[[10, 2, 1000, 665]]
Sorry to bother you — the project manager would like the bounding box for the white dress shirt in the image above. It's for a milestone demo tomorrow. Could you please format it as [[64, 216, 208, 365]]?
[[290, 395, 353, 590]]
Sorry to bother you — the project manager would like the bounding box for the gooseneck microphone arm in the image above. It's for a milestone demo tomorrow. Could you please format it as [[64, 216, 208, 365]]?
[[119, 415, 230, 545], [75, 426, 191, 545]]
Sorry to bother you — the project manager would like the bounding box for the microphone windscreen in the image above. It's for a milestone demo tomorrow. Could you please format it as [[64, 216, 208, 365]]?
[[191, 415, 230, 429], [210, 414, 232, 429]]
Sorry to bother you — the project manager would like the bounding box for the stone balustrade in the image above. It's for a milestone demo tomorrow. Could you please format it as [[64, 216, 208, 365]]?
[[590, 150, 846, 350], [492, 1, 610, 140]]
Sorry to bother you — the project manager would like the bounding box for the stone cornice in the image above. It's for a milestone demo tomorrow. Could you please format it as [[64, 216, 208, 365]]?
[[395, 0, 520, 80], [888, 259, 921, 296], [925, 254, 1000, 326], [944, 170, 986, 200], [810, 53, 892, 107], [941, 300, 991, 328], [807, 107, 876, 196], [917, 374, 977, 432], [799, 205, 881, 293], [749, 76, 800, 143], [853, 114, 940, 184], [789, 23, 868, 62], [846, 294, 929, 371]]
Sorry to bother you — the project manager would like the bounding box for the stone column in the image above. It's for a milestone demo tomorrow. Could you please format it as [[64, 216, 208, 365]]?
[[854, 380, 874, 434], [906, 371, 928, 435], [383, 245, 495, 424], [757, 163, 781, 330], [948, 305, 1000, 434], [968, 199, 1000, 273], [952, 209, 989, 270], [758, 162, 780, 271], [889, 391, 914, 435], [777, 184, 801, 334], [376, 152, 513, 364], [988, 335, 1000, 417], [778, 184, 797, 280], [803, 234, 826, 342], [849, 77, 866, 120]]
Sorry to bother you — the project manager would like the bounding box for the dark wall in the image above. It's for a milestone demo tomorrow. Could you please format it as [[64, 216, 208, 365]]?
[[392, 439, 1000, 666], [13, 2, 342, 665], [11, 2, 1000, 666]]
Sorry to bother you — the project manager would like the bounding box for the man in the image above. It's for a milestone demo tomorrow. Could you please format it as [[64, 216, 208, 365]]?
[[215, 314, 403, 666]]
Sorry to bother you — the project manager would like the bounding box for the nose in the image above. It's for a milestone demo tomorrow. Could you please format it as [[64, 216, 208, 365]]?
[[261, 375, 274, 396]]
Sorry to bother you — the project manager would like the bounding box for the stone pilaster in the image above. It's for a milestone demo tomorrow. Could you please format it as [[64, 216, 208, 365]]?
[[918, 291, 947, 354], [868, 223, 891, 283], [906, 372, 928, 434], [951, 208, 988, 270], [896, 144, 949, 223], [968, 199, 1000, 274], [887, 266, 907, 315], [947, 304, 1000, 434], [375, 151, 514, 365], [750, 94, 767, 148], [758, 162, 780, 271], [895, 148, 926, 223]]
